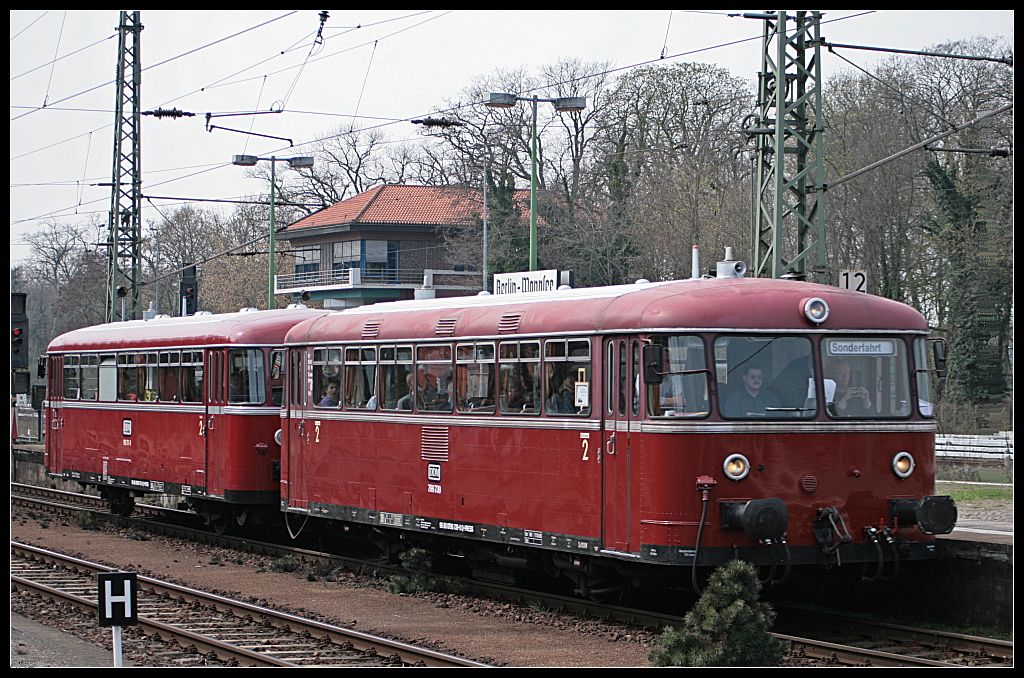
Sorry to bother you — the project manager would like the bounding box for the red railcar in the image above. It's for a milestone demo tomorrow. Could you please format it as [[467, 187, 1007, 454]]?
[[280, 276, 955, 594], [45, 307, 328, 529]]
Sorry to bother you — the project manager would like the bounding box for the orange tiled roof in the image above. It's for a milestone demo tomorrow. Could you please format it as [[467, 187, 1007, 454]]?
[[285, 184, 531, 231]]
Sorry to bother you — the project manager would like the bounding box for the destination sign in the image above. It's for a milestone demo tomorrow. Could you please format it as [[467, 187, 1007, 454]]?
[[826, 339, 897, 356]]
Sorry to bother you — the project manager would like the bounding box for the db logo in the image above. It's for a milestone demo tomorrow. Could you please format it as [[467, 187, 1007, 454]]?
[[427, 463, 441, 482]]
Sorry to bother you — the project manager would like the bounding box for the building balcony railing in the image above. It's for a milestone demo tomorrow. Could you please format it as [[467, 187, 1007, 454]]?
[[275, 267, 482, 295]]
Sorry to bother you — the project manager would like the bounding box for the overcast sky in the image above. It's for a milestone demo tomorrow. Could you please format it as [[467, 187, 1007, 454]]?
[[9, 10, 1014, 266]]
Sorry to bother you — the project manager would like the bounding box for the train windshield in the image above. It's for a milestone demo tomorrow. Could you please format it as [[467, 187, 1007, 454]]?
[[715, 336, 817, 419], [821, 337, 912, 418], [647, 335, 710, 418]]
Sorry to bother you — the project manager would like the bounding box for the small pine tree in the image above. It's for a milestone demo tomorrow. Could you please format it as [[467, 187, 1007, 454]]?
[[648, 560, 786, 666]]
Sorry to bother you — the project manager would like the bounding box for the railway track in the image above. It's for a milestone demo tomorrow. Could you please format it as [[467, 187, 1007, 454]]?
[[11, 542, 489, 667], [13, 483, 1012, 667]]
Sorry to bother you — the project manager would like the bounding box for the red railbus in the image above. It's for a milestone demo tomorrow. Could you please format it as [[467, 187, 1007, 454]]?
[[45, 307, 328, 530], [280, 276, 955, 595]]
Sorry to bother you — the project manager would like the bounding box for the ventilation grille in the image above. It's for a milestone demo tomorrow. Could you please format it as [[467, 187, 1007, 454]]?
[[421, 426, 450, 462], [362, 320, 382, 339], [498, 313, 522, 334], [435, 318, 458, 336]]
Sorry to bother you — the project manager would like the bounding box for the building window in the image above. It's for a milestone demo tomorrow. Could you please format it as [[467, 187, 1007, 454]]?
[[294, 245, 320, 282]]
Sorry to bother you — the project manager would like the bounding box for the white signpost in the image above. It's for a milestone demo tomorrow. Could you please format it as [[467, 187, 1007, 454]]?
[[493, 269, 567, 295], [97, 571, 138, 667]]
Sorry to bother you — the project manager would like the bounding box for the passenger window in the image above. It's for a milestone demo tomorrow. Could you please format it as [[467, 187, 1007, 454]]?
[[499, 341, 540, 415], [117, 353, 140, 401], [543, 339, 591, 416], [380, 345, 413, 411], [456, 343, 495, 414], [416, 344, 454, 413], [313, 348, 342, 408], [159, 352, 180, 402], [344, 347, 376, 409], [180, 351, 204, 404]]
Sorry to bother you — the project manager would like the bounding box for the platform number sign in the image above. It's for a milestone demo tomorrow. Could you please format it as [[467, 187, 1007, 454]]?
[[838, 270, 867, 293], [97, 571, 138, 627]]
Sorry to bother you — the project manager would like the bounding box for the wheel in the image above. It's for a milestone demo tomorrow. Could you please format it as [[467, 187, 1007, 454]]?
[[109, 490, 134, 517]]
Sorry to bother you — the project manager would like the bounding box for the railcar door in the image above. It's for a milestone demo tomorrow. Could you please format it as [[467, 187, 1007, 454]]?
[[281, 346, 309, 508], [45, 354, 63, 474], [601, 337, 640, 552], [204, 348, 227, 497]]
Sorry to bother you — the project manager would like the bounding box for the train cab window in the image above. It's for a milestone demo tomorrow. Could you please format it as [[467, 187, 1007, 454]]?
[[344, 347, 377, 410], [380, 345, 413, 411], [313, 348, 342, 408], [913, 338, 936, 418], [80, 354, 99, 401], [647, 335, 710, 418], [715, 336, 817, 419], [416, 344, 454, 413], [543, 339, 591, 416], [158, 352, 181, 402], [63, 355, 80, 400], [821, 337, 911, 418], [180, 351, 204, 403], [117, 353, 140, 401], [270, 350, 285, 406], [456, 342, 495, 414], [499, 341, 540, 415], [228, 349, 267, 405]]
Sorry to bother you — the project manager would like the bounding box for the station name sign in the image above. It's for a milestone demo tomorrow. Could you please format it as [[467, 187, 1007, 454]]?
[[493, 269, 567, 295]]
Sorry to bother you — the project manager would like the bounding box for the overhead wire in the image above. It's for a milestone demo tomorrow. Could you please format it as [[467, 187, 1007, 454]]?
[[10, 11, 48, 42], [11, 10, 1001, 240], [11, 11, 298, 122]]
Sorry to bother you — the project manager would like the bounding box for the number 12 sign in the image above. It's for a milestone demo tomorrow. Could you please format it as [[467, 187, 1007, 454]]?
[[838, 270, 867, 293]]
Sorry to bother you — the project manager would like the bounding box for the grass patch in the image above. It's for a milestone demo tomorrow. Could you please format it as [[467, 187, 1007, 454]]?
[[940, 483, 1013, 503]]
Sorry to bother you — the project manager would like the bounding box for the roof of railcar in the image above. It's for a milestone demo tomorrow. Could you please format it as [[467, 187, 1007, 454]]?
[[285, 278, 929, 345], [47, 308, 332, 353]]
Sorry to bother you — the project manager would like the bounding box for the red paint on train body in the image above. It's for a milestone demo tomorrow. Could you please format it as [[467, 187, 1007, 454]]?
[[280, 278, 954, 583]]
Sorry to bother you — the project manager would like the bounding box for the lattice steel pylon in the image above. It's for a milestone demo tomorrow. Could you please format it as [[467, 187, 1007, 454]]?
[[749, 11, 825, 282], [105, 11, 144, 322]]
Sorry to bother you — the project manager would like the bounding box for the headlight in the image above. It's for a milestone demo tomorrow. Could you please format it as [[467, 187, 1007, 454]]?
[[803, 297, 830, 324], [723, 453, 750, 481], [892, 451, 914, 478], [274, 428, 283, 446]]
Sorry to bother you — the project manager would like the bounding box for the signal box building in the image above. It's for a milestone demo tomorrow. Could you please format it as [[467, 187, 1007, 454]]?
[[278, 184, 505, 309]]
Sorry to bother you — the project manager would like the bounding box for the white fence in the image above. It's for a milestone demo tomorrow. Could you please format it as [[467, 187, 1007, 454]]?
[[935, 433, 1014, 462]]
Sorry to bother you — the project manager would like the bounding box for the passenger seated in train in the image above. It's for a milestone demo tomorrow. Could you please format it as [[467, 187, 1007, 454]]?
[[319, 379, 340, 407]]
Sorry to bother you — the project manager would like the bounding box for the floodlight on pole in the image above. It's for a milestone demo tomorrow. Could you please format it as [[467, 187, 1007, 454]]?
[[485, 92, 586, 271], [232, 154, 315, 309]]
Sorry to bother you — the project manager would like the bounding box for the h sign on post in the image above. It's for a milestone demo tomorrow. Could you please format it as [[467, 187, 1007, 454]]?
[[97, 572, 138, 627]]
